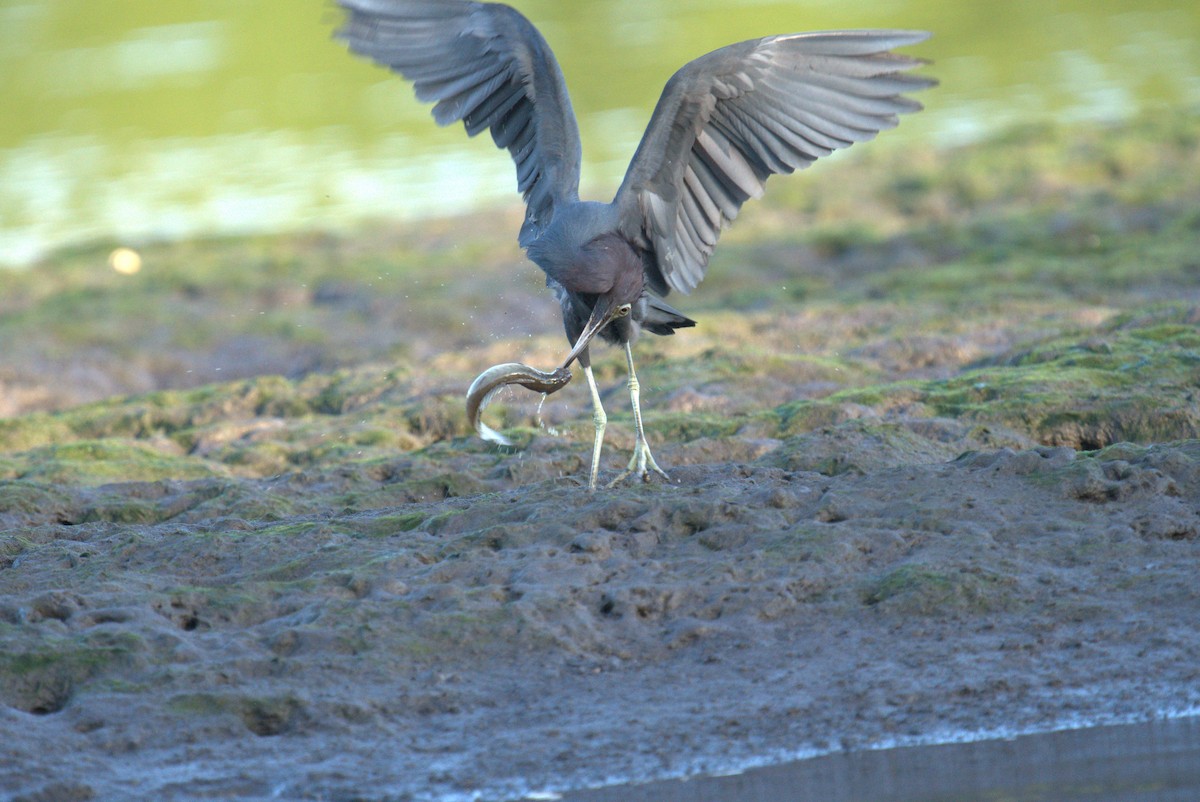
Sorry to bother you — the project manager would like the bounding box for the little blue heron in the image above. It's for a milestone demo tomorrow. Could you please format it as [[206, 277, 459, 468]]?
[[337, 0, 934, 489]]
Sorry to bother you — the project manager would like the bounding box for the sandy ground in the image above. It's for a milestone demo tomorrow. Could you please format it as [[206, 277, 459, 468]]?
[[2, 112, 1200, 800]]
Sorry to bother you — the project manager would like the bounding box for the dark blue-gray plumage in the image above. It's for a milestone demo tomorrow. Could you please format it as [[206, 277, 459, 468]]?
[[337, 0, 934, 489]]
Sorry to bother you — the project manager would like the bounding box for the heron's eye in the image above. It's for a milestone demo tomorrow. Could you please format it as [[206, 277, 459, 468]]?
[[616, 304, 632, 317]]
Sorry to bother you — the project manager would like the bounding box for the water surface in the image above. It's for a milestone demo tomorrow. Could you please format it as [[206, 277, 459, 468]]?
[[2, 0, 1197, 267], [565, 715, 1200, 802]]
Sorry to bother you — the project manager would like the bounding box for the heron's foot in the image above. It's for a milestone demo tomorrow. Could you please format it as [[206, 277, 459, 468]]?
[[607, 437, 669, 487]]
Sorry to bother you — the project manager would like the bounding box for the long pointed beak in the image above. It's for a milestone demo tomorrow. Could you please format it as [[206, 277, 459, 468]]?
[[558, 302, 629, 371]]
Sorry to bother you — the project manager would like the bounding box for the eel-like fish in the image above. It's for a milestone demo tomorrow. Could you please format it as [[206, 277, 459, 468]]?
[[465, 362, 573, 445]]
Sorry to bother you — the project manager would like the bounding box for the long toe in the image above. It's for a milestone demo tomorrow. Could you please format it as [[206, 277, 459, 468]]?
[[642, 446, 670, 482], [607, 441, 670, 487]]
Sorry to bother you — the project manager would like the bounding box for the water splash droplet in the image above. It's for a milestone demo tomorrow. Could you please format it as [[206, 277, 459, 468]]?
[[536, 392, 559, 437]]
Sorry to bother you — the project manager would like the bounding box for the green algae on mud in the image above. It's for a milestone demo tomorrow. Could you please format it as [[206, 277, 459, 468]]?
[[3, 301, 1193, 496], [174, 692, 307, 737], [0, 631, 147, 715], [6, 440, 221, 485], [776, 303, 1200, 451], [860, 563, 1020, 615]]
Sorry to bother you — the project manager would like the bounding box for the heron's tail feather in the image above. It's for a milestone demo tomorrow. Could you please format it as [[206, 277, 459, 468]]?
[[642, 296, 696, 336]]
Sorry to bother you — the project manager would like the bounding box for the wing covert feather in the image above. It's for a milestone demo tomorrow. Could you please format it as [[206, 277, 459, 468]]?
[[614, 30, 934, 296]]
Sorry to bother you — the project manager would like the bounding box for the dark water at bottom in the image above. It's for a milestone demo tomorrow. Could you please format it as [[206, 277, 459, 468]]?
[[565, 715, 1200, 802]]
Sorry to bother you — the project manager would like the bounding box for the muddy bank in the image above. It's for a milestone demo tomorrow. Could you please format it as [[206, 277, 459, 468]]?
[[2, 440, 1199, 801], [2, 110, 1200, 800]]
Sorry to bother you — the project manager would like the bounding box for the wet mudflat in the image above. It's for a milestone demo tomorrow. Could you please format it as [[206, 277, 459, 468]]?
[[2, 111, 1199, 801]]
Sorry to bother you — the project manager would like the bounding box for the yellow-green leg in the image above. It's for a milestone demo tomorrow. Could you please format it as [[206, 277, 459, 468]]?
[[583, 365, 607, 491], [609, 342, 669, 486]]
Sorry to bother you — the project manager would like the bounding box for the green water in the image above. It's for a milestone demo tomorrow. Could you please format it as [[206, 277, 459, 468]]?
[[2, 0, 1197, 267]]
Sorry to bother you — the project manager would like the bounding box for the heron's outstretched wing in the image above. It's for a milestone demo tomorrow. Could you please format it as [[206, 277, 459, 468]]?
[[613, 30, 934, 296], [337, 0, 582, 246]]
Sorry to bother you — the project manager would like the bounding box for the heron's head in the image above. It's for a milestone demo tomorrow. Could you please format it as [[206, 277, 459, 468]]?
[[560, 296, 633, 370]]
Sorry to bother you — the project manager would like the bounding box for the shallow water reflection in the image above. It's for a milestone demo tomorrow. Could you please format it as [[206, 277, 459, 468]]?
[[565, 714, 1200, 802], [2, 0, 1197, 267]]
